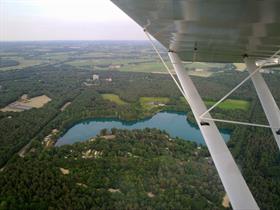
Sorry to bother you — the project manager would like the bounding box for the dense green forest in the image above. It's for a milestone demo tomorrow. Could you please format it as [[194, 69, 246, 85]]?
[[0, 42, 279, 209], [0, 64, 254, 167], [0, 59, 19, 68], [0, 129, 225, 210]]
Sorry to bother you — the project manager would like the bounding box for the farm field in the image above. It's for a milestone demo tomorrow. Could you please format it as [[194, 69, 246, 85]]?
[[101, 93, 249, 112], [205, 99, 250, 111], [233, 63, 246, 71], [1, 95, 52, 112], [188, 70, 213, 77], [0, 41, 245, 75], [101, 94, 171, 111], [119, 62, 166, 73], [184, 62, 225, 69], [0, 57, 44, 71], [101, 94, 127, 105], [180, 97, 250, 111]]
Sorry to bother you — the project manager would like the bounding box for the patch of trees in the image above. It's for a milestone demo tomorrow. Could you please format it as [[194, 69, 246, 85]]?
[[0, 59, 19, 68], [228, 101, 280, 210], [0, 102, 60, 166], [0, 62, 280, 209], [0, 129, 225, 210]]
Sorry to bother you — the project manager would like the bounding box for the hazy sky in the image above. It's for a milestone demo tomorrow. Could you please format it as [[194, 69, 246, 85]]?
[[0, 0, 146, 41]]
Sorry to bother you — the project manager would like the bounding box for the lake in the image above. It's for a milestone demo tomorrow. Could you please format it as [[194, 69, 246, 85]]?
[[55, 111, 231, 146]]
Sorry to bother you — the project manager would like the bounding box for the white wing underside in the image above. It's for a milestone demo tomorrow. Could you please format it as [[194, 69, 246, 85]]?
[[112, 0, 280, 63]]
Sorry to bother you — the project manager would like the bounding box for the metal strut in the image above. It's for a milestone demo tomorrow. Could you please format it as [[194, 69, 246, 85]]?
[[199, 49, 280, 130], [144, 29, 280, 130], [245, 58, 280, 149], [144, 30, 259, 209], [168, 52, 259, 210]]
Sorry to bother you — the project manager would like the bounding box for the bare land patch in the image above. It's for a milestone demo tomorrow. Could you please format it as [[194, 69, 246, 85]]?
[[233, 63, 246, 71], [222, 194, 230, 208], [60, 168, 70, 175], [1, 94, 51, 112], [60, 102, 71, 111]]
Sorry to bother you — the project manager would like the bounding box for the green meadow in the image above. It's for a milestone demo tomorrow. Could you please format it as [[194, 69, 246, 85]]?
[[140, 97, 170, 111], [205, 99, 250, 111], [101, 94, 127, 105]]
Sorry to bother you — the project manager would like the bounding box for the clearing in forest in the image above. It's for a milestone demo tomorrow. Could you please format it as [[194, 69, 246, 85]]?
[[233, 63, 246, 71], [101, 94, 127, 105], [180, 98, 250, 111], [140, 97, 170, 110], [205, 99, 250, 111], [1, 95, 51, 112]]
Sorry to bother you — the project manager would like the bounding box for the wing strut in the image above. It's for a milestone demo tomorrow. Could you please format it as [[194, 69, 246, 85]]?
[[245, 58, 280, 149], [169, 52, 259, 210], [144, 30, 259, 209]]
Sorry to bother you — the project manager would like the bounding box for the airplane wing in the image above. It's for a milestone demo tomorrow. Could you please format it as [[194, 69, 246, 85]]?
[[111, 1, 280, 209], [112, 0, 280, 63]]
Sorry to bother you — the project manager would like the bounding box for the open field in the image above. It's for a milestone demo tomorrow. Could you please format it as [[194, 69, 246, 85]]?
[[101, 93, 249, 111], [26, 95, 52, 108], [101, 94, 171, 111], [0, 57, 44, 71], [234, 63, 246, 71], [0, 41, 248, 75], [1, 95, 52, 112], [188, 70, 213, 77], [66, 59, 96, 68], [205, 99, 250, 111], [101, 94, 127, 105], [0, 106, 23, 112], [184, 62, 225, 69], [140, 97, 170, 110], [119, 62, 166, 73], [180, 98, 250, 111], [41, 52, 70, 61]]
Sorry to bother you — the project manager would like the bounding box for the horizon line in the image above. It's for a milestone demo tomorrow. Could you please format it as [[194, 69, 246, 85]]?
[[0, 39, 149, 43]]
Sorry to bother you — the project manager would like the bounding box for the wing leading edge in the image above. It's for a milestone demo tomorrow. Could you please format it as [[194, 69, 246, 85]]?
[[112, 0, 280, 63]]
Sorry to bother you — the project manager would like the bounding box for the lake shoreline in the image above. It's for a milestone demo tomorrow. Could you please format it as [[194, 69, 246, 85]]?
[[55, 111, 231, 147]]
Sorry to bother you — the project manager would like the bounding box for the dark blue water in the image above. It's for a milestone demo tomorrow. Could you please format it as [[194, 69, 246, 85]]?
[[55, 112, 231, 146]]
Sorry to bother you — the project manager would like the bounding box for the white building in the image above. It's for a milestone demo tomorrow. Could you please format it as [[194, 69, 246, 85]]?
[[92, 74, 99, 81], [105, 78, 112, 82]]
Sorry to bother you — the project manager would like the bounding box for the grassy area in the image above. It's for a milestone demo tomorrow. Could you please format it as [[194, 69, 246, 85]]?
[[66, 59, 95, 68], [187, 70, 213, 77], [180, 97, 250, 111], [184, 62, 225, 69], [42, 52, 71, 61], [67, 59, 227, 74], [101, 94, 171, 111], [101, 93, 248, 111], [0, 57, 44, 71], [119, 62, 167, 73], [140, 97, 170, 111], [101, 94, 127, 105], [119, 61, 227, 74], [66, 57, 158, 71], [205, 99, 250, 111]]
